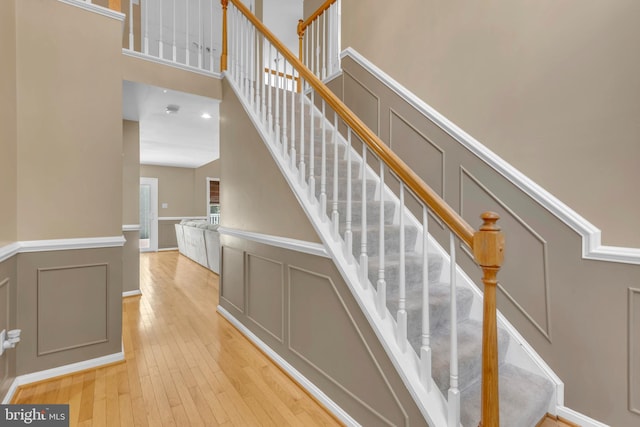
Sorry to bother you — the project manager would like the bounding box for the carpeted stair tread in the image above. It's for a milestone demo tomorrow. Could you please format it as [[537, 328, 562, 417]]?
[[313, 177, 377, 200], [429, 319, 510, 395], [460, 363, 555, 427], [333, 200, 396, 227], [367, 252, 443, 290], [350, 224, 418, 257]]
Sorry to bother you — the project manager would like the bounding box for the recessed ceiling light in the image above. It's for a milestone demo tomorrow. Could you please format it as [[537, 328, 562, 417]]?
[[166, 104, 180, 114], [201, 113, 212, 119], [162, 89, 168, 93]]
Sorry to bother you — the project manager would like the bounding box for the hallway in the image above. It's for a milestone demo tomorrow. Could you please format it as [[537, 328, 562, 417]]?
[[13, 251, 341, 426]]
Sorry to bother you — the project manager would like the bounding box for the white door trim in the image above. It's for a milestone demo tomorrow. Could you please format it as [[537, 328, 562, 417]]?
[[140, 177, 158, 252]]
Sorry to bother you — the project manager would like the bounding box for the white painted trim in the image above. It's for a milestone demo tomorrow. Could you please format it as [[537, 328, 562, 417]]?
[[122, 290, 142, 298], [18, 236, 126, 253], [122, 224, 141, 232], [122, 49, 223, 80], [57, 0, 125, 21], [217, 227, 330, 258], [340, 47, 640, 265], [158, 216, 207, 221], [0, 243, 20, 264], [2, 351, 125, 404], [557, 406, 610, 427], [158, 247, 178, 252], [217, 306, 360, 427]]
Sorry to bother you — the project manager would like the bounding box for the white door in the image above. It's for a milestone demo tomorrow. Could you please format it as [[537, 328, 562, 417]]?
[[140, 177, 158, 252]]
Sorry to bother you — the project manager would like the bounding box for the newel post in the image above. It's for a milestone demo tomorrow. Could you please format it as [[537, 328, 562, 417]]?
[[221, 0, 229, 72], [473, 212, 505, 427]]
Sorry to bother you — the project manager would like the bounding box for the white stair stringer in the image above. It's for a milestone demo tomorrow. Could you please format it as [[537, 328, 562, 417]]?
[[227, 75, 561, 426], [226, 76, 449, 426]]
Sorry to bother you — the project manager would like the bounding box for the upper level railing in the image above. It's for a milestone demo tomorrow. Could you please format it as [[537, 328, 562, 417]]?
[[221, 1, 504, 425], [297, 0, 341, 80], [106, 0, 221, 73]]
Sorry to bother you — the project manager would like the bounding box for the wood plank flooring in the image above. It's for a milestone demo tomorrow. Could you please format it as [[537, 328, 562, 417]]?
[[12, 251, 342, 426]]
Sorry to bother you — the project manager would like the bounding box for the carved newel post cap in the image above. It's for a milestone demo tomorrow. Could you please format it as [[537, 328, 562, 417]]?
[[221, 0, 228, 7], [473, 211, 505, 268]]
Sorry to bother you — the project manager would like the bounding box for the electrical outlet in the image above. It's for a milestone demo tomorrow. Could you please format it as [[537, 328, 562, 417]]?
[[0, 329, 5, 357]]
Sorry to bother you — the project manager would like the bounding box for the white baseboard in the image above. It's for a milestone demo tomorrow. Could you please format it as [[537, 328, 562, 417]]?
[[557, 406, 609, 427], [217, 306, 361, 427], [2, 351, 125, 404], [158, 247, 178, 252], [122, 290, 142, 298]]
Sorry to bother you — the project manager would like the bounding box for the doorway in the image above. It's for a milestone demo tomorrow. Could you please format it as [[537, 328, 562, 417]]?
[[140, 177, 158, 252]]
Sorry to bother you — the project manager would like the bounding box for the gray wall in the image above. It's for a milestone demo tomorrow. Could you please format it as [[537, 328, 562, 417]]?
[[339, 0, 640, 248], [334, 56, 640, 426]]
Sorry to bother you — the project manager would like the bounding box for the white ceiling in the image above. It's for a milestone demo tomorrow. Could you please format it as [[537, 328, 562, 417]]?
[[123, 81, 220, 168]]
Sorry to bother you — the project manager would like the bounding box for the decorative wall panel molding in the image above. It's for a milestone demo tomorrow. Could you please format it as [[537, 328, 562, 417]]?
[[460, 167, 552, 341], [288, 266, 408, 427], [37, 264, 109, 356], [630, 287, 640, 415], [220, 246, 245, 313], [343, 71, 381, 136], [246, 253, 284, 342]]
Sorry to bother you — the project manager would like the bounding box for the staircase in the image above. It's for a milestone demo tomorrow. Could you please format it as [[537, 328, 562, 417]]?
[[222, 1, 556, 425]]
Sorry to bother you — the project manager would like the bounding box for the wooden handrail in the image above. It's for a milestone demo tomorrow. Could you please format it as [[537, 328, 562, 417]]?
[[225, 0, 475, 247], [298, 0, 337, 36], [222, 3, 504, 425]]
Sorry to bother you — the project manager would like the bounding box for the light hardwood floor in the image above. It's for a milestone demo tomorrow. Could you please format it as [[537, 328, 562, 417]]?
[[13, 251, 342, 426]]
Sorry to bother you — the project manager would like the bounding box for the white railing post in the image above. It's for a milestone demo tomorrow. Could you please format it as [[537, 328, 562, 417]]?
[[144, 0, 149, 53], [198, 0, 203, 68], [185, 0, 190, 65], [315, 19, 320, 77], [397, 182, 407, 351], [282, 61, 289, 157], [274, 54, 281, 146], [308, 91, 316, 201], [290, 74, 296, 170], [210, 0, 215, 71], [158, 0, 164, 59], [321, 13, 326, 79], [128, 0, 134, 50], [448, 232, 461, 427], [345, 128, 353, 261], [331, 112, 339, 238], [376, 161, 386, 319], [420, 205, 432, 390], [267, 44, 273, 135], [319, 100, 327, 219], [298, 82, 306, 185], [172, 0, 177, 61], [359, 145, 368, 289]]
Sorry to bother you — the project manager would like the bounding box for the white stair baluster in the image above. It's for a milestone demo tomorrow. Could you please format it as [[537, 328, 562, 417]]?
[[448, 232, 461, 427], [308, 91, 316, 201], [376, 161, 386, 319], [319, 100, 327, 219], [397, 182, 407, 351], [274, 53, 281, 146], [420, 205, 432, 390], [144, 0, 149, 54], [158, 0, 163, 59], [331, 112, 339, 238], [198, 0, 203, 69], [128, 0, 134, 50], [298, 79, 305, 185], [210, 0, 214, 71], [172, 0, 176, 61], [345, 128, 353, 261], [322, 12, 326, 79], [282, 61, 288, 158], [359, 145, 368, 289], [185, 0, 189, 66], [267, 44, 273, 136], [315, 18, 320, 77], [290, 70, 296, 170], [261, 38, 266, 123]]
